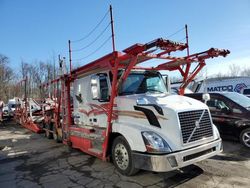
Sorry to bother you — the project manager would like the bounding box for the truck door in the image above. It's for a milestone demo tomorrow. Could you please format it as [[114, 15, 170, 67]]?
[[89, 73, 111, 128], [71, 73, 111, 153]]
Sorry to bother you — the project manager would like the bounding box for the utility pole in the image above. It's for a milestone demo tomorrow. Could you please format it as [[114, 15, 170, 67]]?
[[68, 40, 72, 73], [109, 5, 116, 52], [185, 24, 190, 57]]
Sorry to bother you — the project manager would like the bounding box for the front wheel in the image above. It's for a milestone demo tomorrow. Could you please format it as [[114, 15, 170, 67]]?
[[112, 136, 139, 176], [240, 128, 250, 148]]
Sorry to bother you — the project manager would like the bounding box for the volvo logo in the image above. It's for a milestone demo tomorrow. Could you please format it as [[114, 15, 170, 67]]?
[[195, 120, 200, 128], [186, 110, 205, 143]]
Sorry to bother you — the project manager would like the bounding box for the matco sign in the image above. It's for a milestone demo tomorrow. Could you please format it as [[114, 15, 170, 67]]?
[[207, 83, 247, 93]]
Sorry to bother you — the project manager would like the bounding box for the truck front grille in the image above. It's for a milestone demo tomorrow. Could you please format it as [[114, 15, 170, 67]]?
[[178, 110, 213, 144]]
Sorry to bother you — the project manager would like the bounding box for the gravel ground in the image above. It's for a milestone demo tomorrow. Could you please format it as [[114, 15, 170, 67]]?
[[0, 120, 250, 188]]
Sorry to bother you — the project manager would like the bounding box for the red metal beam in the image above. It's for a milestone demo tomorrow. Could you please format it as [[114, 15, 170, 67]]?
[[117, 55, 138, 87], [156, 48, 230, 71], [103, 58, 119, 160], [71, 51, 120, 78], [179, 60, 206, 95]]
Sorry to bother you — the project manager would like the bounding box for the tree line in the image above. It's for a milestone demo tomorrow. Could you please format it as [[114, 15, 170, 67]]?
[[0, 54, 58, 103]]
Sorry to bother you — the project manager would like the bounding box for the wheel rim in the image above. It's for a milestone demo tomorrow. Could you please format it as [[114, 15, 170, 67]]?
[[242, 131, 250, 148], [114, 143, 129, 170]]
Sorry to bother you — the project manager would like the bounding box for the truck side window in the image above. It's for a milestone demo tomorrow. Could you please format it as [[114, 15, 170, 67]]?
[[99, 74, 109, 101], [91, 74, 110, 101]]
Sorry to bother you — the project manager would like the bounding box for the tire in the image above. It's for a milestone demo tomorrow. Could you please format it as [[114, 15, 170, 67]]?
[[112, 136, 139, 176], [240, 128, 250, 148], [45, 122, 53, 139]]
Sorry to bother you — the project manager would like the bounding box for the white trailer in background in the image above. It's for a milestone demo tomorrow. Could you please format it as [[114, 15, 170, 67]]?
[[193, 77, 250, 97]]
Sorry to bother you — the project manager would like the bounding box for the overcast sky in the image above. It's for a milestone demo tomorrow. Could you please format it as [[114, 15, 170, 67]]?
[[0, 0, 249, 78]]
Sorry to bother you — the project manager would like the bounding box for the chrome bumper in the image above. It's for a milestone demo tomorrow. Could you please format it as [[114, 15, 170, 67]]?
[[132, 138, 222, 172]]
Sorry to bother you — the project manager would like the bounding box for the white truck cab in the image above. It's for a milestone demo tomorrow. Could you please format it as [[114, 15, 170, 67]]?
[[73, 69, 222, 175]]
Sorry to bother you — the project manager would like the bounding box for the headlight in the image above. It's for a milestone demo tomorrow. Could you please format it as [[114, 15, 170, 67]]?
[[142, 131, 171, 153]]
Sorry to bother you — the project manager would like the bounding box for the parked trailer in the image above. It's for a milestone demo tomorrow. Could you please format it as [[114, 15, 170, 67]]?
[[14, 77, 57, 133], [14, 97, 44, 133], [17, 38, 229, 175], [192, 76, 250, 97]]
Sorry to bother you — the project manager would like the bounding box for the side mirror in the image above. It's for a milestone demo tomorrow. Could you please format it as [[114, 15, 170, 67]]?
[[91, 75, 101, 100], [202, 93, 210, 104]]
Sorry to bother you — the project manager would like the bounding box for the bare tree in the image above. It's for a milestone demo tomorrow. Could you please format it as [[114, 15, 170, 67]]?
[[228, 63, 242, 77], [0, 54, 14, 102], [241, 67, 250, 76], [18, 60, 56, 99]]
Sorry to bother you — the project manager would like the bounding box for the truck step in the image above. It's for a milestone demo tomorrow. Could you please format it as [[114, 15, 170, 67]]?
[[88, 148, 103, 155], [81, 124, 106, 130], [89, 133, 105, 141], [70, 131, 105, 141]]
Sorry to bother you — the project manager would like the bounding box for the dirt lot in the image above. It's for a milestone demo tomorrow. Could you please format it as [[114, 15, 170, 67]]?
[[0, 121, 250, 188]]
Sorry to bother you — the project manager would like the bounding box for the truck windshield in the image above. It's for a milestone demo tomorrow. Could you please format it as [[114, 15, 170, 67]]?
[[221, 92, 250, 109], [119, 71, 167, 95]]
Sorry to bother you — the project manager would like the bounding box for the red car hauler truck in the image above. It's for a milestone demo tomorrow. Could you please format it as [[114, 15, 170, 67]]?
[[16, 37, 230, 175]]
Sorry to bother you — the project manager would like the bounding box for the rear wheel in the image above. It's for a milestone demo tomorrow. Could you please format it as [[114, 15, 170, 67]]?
[[240, 128, 250, 148], [112, 136, 139, 176]]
